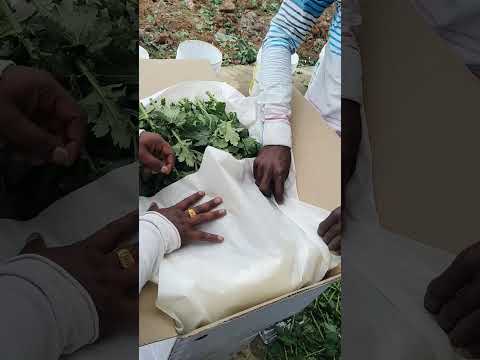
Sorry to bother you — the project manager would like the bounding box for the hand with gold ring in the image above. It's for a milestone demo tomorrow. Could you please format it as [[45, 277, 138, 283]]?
[[149, 191, 226, 245], [20, 211, 139, 337]]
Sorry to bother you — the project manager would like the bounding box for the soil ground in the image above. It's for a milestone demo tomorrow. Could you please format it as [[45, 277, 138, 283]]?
[[139, 0, 333, 65]]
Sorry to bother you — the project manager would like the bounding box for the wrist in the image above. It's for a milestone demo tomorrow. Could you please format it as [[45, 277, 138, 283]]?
[[262, 120, 292, 147], [141, 211, 181, 254]]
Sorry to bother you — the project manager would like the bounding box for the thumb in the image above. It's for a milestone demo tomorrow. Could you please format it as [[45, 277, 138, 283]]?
[[20, 233, 47, 254], [2, 104, 63, 163]]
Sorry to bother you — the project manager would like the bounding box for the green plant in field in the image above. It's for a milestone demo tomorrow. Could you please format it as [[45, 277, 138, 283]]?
[[266, 281, 341, 360], [261, 0, 280, 14], [139, 93, 261, 194], [235, 38, 257, 64]]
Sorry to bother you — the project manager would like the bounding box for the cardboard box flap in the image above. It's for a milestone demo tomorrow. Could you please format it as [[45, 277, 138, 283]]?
[[291, 89, 340, 210], [360, 0, 480, 254]]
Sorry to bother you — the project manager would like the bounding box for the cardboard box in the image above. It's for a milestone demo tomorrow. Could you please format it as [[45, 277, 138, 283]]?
[[360, 0, 480, 254], [139, 59, 341, 359]]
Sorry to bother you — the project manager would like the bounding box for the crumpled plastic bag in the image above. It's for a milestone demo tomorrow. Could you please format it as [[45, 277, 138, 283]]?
[[139, 147, 338, 333]]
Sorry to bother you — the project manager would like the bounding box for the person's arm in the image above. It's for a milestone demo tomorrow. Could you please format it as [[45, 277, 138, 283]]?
[[139, 211, 181, 292], [0, 255, 98, 360], [258, 0, 337, 146]]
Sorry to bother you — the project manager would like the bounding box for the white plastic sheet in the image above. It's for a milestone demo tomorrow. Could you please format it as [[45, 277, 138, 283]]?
[[139, 147, 337, 333]]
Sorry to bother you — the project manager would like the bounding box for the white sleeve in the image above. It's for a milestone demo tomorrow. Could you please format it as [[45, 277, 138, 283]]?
[[139, 211, 181, 292], [0, 254, 99, 360]]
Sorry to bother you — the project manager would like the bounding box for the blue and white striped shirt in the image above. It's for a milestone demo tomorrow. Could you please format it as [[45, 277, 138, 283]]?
[[264, 0, 341, 56]]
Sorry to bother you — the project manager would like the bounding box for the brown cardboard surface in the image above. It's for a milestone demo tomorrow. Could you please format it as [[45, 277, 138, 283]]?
[[360, 0, 480, 254], [139, 59, 340, 346], [291, 90, 340, 210], [139, 59, 216, 99]]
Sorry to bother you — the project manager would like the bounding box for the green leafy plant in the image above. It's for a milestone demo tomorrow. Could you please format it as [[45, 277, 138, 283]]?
[[139, 93, 261, 195], [265, 281, 341, 360], [0, 0, 137, 219]]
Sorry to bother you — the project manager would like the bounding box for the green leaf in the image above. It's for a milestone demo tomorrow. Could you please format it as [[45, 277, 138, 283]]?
[[80, 83, 132, 149]]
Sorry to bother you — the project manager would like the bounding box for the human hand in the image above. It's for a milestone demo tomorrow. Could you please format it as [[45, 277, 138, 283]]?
[[149, 191, 226, 244], [21, 211, 138, 337], [318, 207, 341, 252], [253, 145, 291, 203], [0, 65, 86, 166], [139, 131, 175, 174], [424, 241, 480, 356]]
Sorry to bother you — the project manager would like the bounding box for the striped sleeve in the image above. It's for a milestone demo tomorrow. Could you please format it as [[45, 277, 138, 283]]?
[[257, 0, 341, 147], [263, 0, 336, 53]]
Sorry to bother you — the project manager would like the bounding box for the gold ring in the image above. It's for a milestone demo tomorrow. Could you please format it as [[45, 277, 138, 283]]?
[[187, 208, 197, 218], [117, 248, 135, 269]]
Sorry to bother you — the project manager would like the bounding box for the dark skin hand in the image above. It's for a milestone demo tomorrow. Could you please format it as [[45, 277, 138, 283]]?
[[424, 241, 480, 356], [21, 211, 139, 337], [149, 191, 227, 244], [318, 206, 341, 252], [317, 98, 360, 254], [253, 145, 291, 204], [0, 65, 86, 166], [139, 131, 175, 174]]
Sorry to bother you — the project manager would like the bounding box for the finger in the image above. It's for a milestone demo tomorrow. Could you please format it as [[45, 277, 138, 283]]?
[[323, 223, 341, 243], [436, 281, 480, 333], [20, 232, 47, 254], [327, 235, 341, 252], [449, 308, 480, 348], [174, 191, 205, 211], [2, 105, 62, 161], [273, 175, 285, 204], [257, 169, 272, 197], [253, 158, 259, 180], [191, 197, 223, 214], [424, 251, 476, 314], [48, 77, 86, 164], [113, 267, 138, 291], [318, 208, 341, 237], [89, 211, 138, 253], [140, 148, 165, 173], [189, 209, 227, 226], [189, 230, 224, 243], [159, 143, 175, 174]]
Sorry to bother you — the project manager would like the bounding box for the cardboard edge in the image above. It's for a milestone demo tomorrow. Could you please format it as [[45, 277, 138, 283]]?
[[141, 273, 341, 347]]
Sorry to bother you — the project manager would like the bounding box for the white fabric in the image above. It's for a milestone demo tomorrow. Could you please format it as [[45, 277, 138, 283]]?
[[139, 211, 181, 292], [305, 45, 342, 132], [0, 254, 99, 360], [0, 163, 138, 359], [257, 46, 293, 147], [139, 146, 338, 334]]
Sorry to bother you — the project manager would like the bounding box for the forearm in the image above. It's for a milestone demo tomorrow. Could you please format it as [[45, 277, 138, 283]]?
[[139, 211, 181, 292], [258, 0, 334, 146], [258, 46, 293, 147], [0, 255, 98, 360]]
